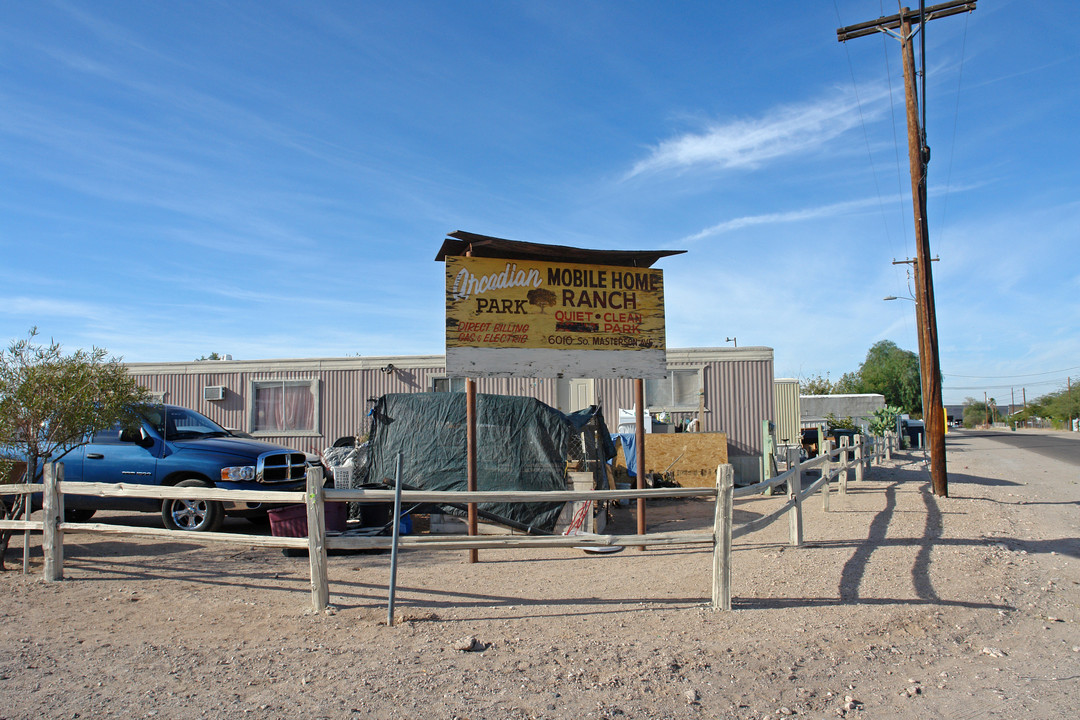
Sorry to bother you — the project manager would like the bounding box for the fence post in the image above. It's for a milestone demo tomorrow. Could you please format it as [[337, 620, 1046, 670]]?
[[787, 448, 803, 547], [711, 464, 734, 611], [42, 462, 64, 582], [854, 435, 865, 482], [838, 436, 849, 503], [22, 468, 32, 574], [885, 432, 892, 461], [821, 439, 832, 512], [306, 467, 330, 613]]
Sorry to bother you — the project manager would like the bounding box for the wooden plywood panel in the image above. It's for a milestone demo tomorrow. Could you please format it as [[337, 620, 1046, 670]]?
[[614, 432, 728, 488]]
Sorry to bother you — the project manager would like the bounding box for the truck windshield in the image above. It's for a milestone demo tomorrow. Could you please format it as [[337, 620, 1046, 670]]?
[[141, 406, 230, 441]]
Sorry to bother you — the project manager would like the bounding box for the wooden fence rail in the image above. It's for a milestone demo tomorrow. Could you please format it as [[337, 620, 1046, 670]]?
[[3, 431, 893, 614]]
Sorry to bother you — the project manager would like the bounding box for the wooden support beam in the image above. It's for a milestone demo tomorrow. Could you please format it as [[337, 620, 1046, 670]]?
[[306, 467, 329, 613], [326, 486, 716, 504], [0, 520, 43, 531], [58, 482, 303, 504], [329, 532, 715, 552], [635, 379, 646, 545], [60, 522, 308, 548], [855, 435, 865, 482], [787, 447, 803, 547], [821, 439, 832, 512], [836, 0, 975, 41], [43, 463, 63, 582], [839, 435, 850, 503], [711, 463, 734, 611], [466, 378, 478, 564]]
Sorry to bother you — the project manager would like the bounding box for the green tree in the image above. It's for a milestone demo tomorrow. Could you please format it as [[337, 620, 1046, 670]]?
[[832, 371, 864, 394], [824, 413, 857, 431], [856, 340, 922, 415], [1005, 383, 1079, 429], [0, 329, 148, 570], [799, 374, 833, 395], [1041, 384, 1080, 427], [962, 397, 990, 428]]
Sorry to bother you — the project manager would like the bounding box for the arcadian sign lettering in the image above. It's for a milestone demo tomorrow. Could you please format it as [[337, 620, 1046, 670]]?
[[445, 256, 666, 351]]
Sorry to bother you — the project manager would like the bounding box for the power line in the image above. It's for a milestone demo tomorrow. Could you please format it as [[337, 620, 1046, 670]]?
[[945, 365, 1080, 379], [832, 0, 914, 314], [832, 0, 903, 265], [933, 9, 972, 260], [882, 19, 913, 263], [945, 379, 1069, 391]]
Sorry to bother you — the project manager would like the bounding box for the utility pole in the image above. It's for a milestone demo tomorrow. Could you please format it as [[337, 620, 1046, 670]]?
[[838, 0, 975, 498], [891, 255, 937, 422]]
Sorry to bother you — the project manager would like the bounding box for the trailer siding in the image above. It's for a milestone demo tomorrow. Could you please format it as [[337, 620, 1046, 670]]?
[[128, 348, 772, 471]]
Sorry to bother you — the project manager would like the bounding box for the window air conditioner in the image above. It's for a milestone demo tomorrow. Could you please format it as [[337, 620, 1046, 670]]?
[[203, 385, 226, 401]]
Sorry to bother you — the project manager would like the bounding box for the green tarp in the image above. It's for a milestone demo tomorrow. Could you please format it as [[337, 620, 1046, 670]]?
[[357, 392, 613, 533]]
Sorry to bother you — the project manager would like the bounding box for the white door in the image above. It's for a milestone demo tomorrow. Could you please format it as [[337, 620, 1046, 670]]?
[[556, 378, 595, 412], [569, 378, 595, 412]]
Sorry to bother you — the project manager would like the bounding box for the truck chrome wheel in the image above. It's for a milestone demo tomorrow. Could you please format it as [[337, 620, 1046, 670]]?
[[161, 479, 224, 532]]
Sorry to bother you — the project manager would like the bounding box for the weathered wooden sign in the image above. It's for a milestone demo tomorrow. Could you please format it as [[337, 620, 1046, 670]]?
[[445, 256, 667, 378]]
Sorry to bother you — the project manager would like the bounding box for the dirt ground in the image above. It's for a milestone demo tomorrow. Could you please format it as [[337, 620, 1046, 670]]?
[[2, 430, 1079, 720]]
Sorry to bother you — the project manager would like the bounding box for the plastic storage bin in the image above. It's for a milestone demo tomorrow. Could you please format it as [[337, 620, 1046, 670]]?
[[268, 502, 348, 537]]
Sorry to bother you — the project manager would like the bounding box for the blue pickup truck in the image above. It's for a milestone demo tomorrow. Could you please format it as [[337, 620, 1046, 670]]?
[[33, 404, 315, 532]]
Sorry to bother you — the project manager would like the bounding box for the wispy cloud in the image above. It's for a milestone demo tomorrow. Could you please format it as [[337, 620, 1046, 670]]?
[[51, 0, 157, 56], [0, 296, 102, 320], [628, 86, 888, 178], [676, 177, 985, 244], [680, 196, 882, 243]]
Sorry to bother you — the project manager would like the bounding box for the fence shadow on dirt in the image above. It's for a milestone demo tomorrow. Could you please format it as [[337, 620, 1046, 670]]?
[[735, 461, 1015, 613]]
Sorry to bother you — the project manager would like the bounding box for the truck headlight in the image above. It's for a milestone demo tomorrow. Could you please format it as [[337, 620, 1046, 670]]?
[[221, 465, 256, 482]]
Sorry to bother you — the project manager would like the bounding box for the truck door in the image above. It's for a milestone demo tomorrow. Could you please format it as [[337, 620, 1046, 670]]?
[[70, 423, 161, 511]]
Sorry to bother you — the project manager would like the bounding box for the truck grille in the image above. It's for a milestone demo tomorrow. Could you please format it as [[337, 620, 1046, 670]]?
[[257, 452, 308, 484]]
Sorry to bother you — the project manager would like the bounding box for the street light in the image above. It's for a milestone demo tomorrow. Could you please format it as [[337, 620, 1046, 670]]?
[[883, 295, 916, 302], [725, 336, 737, 348]]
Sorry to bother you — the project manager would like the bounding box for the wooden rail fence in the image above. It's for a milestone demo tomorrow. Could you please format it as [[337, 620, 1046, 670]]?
[[1, 432, 892, 613]]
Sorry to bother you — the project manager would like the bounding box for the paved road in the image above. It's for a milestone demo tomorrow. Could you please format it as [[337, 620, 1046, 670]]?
[[952, 428, 1080, 467], [947, 429, 1080, 568]]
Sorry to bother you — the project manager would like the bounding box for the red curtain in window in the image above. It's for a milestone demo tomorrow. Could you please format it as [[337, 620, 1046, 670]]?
[[255, 385, 283, 431], [282, 384, 313, 431], [255, 383, 314, 432]]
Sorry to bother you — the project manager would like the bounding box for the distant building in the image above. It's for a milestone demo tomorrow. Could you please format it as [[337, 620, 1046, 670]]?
[[800, 393, 886, 431]]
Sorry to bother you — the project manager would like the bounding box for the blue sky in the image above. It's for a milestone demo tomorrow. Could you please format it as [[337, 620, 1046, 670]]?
[[1, 1, 1077, 406]]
